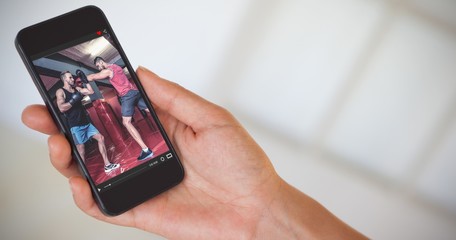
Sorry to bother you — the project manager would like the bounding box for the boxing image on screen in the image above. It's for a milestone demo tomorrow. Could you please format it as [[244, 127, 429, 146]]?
[[32, 33, 170, 186]]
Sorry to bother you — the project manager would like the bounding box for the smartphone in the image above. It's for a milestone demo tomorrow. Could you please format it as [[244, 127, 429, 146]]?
[[15, 5, 184, 216]]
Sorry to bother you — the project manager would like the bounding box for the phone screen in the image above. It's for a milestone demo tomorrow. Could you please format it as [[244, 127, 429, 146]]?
[[16, 6, 184, 215], [30, 30, 174, 192]]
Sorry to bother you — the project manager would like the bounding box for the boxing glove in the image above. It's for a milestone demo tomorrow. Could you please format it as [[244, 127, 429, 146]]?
[[68, 91, 83, 106], [76, 69, 89, 84]]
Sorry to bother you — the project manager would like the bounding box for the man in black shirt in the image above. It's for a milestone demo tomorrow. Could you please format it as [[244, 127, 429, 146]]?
[[56, 71, 119, 173]]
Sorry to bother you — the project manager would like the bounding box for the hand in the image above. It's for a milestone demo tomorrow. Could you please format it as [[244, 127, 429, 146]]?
[[68, 91, 83, 105], [22, 66, 367, 239], [76, 69, 89, 84]]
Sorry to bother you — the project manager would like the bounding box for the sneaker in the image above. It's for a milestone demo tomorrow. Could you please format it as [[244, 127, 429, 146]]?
[[138, 148, 154, 161], [104, 163, 120, 173]]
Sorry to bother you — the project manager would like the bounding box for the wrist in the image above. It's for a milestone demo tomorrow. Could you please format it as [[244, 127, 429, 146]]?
[[253, 179, 367, 239], [252, 179, 305, 239]]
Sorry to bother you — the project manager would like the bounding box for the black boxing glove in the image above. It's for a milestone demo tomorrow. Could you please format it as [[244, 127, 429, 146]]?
[[68, 91, 83, 106], [76, 69, 89, 84]]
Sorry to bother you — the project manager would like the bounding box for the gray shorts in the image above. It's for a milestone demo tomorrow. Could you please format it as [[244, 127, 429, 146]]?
[[120, 90, 147, 117]]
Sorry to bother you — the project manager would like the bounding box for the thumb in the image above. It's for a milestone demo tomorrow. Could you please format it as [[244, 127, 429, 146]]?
[[136, 66, 232, 132]]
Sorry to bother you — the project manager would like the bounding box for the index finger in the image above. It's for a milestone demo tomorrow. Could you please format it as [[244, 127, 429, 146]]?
[[22, 104, 59, 135]]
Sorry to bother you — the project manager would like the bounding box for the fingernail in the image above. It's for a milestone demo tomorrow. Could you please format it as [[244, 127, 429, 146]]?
[[137, 65, 148, 72]]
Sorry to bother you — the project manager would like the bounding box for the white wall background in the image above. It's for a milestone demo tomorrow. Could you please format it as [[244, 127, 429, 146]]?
[[1, 0, 456, 239]]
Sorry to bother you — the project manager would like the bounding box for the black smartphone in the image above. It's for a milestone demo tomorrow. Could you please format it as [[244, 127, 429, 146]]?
[[15, 5, 184, 216]]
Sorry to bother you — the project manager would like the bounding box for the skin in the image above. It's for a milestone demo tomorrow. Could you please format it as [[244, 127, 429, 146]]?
[[56, 72, 111, 166], [87, 60, 149, 151], [22, 67, 368, 240]]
